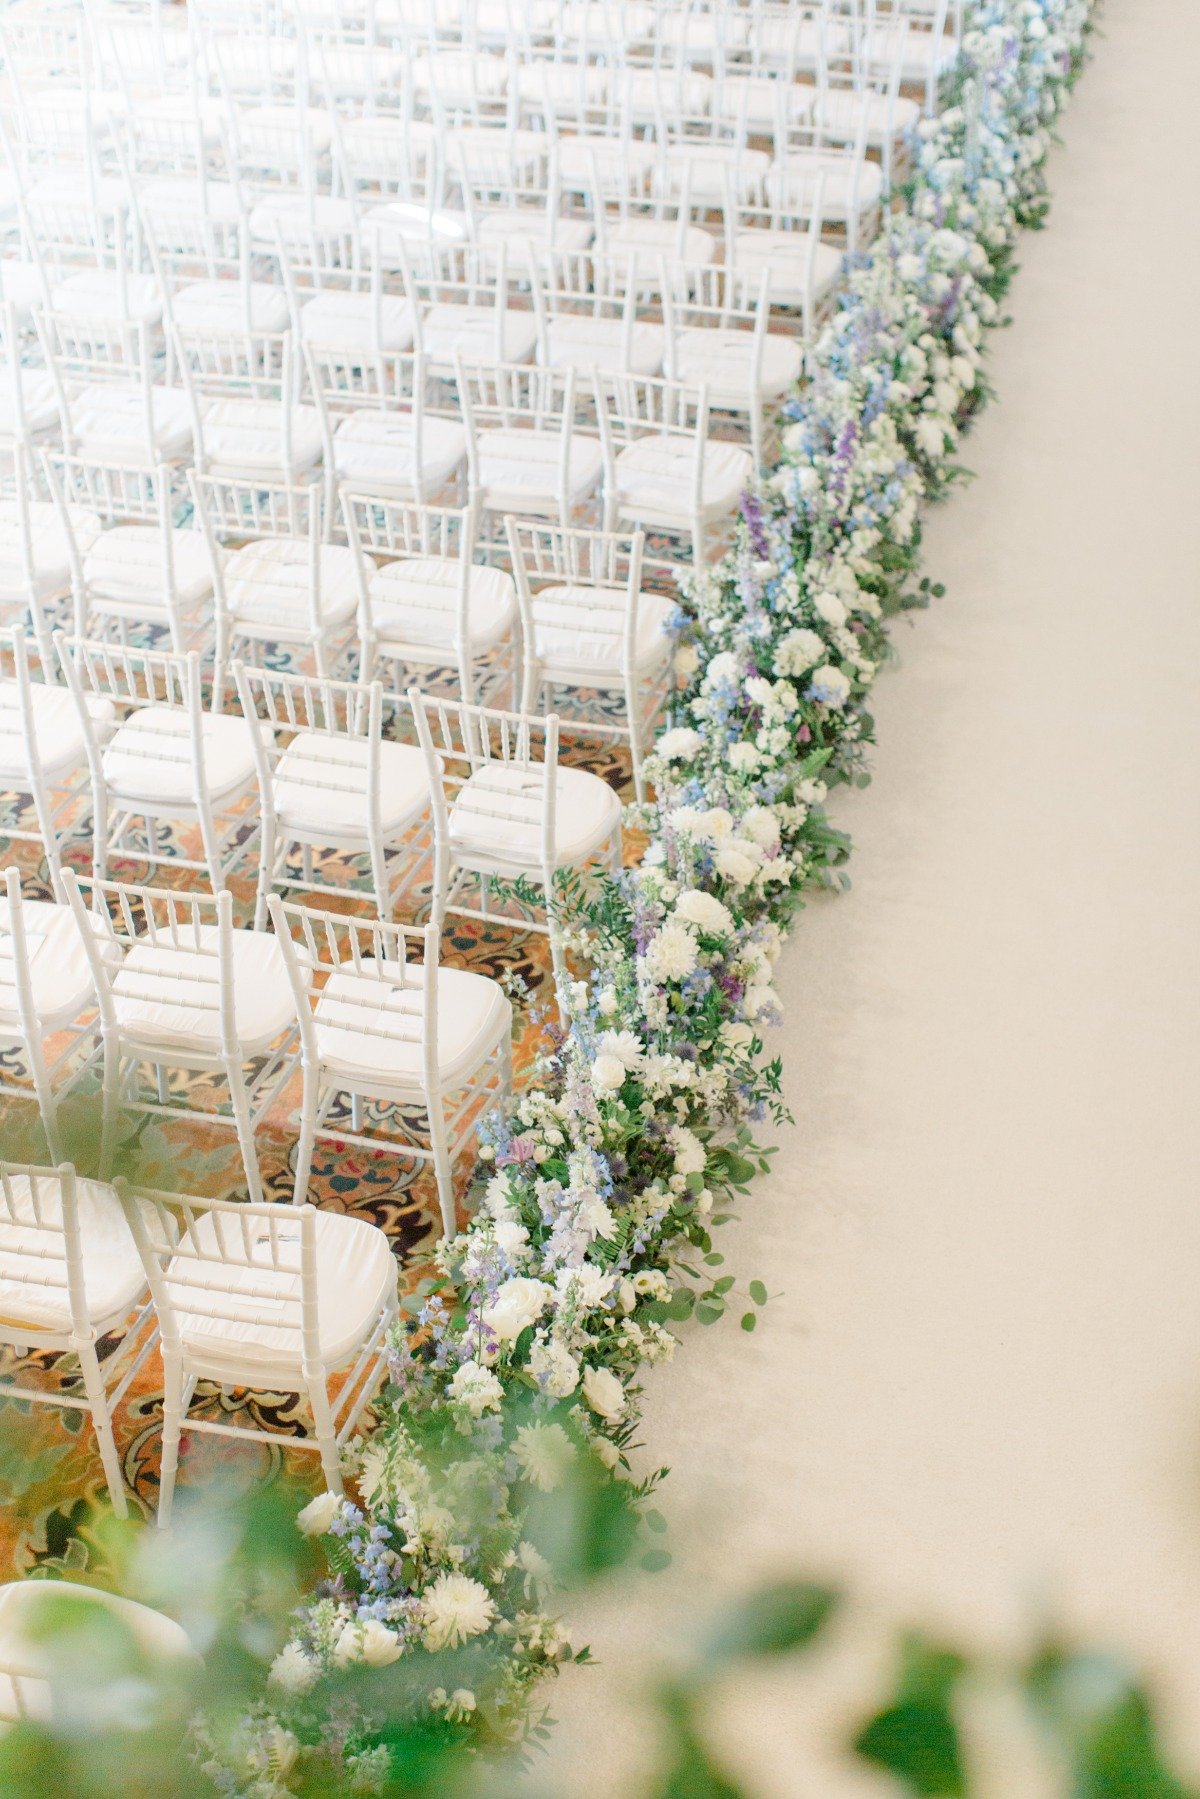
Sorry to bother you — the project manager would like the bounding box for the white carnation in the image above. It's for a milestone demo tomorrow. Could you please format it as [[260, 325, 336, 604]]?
[[655, 726, 703, 760], [269, 1644, 320, 1693]]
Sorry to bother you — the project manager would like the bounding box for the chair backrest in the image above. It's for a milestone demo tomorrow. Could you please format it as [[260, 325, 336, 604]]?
[[409, 687, 559, 873], [591, 367, 709, 506], [267, 894, 440, 1095], [0, 629, 62, 825], [341, 490, 476, 642], [115, 1181, 325, 1370], [0, 867, 45, 1053], [60, 870, 241, 1061], [505, 517, 646, 676], [0, 1158, 91, 1347], [233, 661, 385, 820]]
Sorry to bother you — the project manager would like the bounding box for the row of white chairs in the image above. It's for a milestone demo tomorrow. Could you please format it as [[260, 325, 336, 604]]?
[[0, 1156, 399, 1520], [1, 862, 521, 1231]]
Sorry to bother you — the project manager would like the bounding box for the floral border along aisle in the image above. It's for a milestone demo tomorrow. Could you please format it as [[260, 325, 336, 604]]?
[[229, 1, 1095, 1783]]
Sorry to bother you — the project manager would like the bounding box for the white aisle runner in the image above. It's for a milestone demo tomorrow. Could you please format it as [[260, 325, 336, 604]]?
[[543, 4, 1200, 1792]]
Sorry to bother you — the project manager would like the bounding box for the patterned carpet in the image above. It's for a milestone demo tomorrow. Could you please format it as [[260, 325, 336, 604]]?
[[0, 716, 641, 1583]]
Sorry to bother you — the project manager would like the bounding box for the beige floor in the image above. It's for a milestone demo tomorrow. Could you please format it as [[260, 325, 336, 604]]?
[[537, 5, 1200, 1794]]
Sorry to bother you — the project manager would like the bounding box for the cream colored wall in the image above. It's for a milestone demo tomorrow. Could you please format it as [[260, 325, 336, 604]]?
[[538, 3, 1200, 1790]]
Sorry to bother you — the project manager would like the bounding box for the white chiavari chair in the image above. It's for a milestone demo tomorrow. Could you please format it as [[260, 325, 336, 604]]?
[[39, 450, 215, 656], [593, 368, 751, 572], [660, 260, 803, 468], [32, 299, 194, 475], [0, 1578, 199, 1724], [505, 518, 671, 804], [409, 689, 623, 982], [529, 245, 666, 378], [0, 1159, 157, 1520], [116, 1181, 398, 1521], [0, 443, 101, 669], [723, 168, 839, 325], [55, 634, 261, 888], [61, 872, 300, 1204], [233, 662, 430, 926], [188, 469, 357, 682], [0, 627, 103, 885], [304, 340, 468, 505], [454, 357, 602, 545], [342, 491, 517, 705], [268, 898, 512, 1234], [0, 869, 108, 1161], [402, 237, 538, 373]]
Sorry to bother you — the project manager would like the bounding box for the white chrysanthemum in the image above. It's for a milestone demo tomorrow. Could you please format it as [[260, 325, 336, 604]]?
[[655, 725, 703, 760], [597, 1028, 644, 1072], [642, 920, 699, 983], [269, 1643, 320, 1694], [674, 889, 734, 936], [512, 1422, 576, 1492], [670, 1124, 707, 1176], [422, 1573, 496, 1652]]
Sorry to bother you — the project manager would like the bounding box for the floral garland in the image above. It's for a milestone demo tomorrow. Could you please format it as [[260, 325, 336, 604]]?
[[202, 4, 1095, 1787]]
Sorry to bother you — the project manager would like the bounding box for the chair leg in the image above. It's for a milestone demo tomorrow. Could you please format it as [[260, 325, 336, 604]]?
[[98, 1036, 122, 1179], [77, 1340, 127, 1520], [227, 1065, 264, 1204], [26, 1035, 64, 1163], [91, 782, 109, 882], [428, 1100, 457, 1240], [307, 1378, 344, 1496], [157, 1352, 185, 1528], [253, 813, 276, 933], [292, 1068, 318, 1207]]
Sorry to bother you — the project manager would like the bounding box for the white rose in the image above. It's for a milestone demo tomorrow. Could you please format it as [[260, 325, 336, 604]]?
[[591, 1053, 628, 1094], [334, 1619, 403, 1668], [483, 1277, 553, 1342], [715, 846, 758, 885], [581, 1364, 626, 1422], [296, 1490, 340, 1537], [741, 806, 781, 849], [719, 1020, 755, 1054], [674, 889, 734, 936]]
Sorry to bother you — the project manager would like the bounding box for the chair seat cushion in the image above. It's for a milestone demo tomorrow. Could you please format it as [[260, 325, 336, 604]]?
[[198, 398, 324, 480], [172, 279, 291, 334], [271, 733, 428, 839], [0, 680, 112, 784], [0, 500, 102, 601], [729, 228, 843, 306], [475, 428, 602, 511], [112, 923, 294, 1054], [542, 316, 664, 377], [300, 290, 415, 354], [139, 175, 243, 226], [0, 370, 64, 440], [50, 270, 162, 327], [613, 436, 753, 521], [0, 256, 47, 321], [533, 584, 674, 682], [238, 104, 332, 157], [656, 145, 771, 205], [449, 760, 620, 874], [473, 212, 593, 276], [369, 557, 516, 655], [814, 89, 922, 142], [102, 706, 261, 808], [314, 960, 510, 1092], [0, 896, 108, 1034], [600, 218, 718, 265], [169, 1208, 396, 1375], [223, 538, 359, 635], [84, 524, 215, 614], [421, 303, 538, 368], [410, 51, 508, 99], [71, 383, 194, 463], [768, 152, 885, 220], [673, 327, 804, 400], [332, 411, 467, 497], [0, 1579, 196, 1724], [618, 69, 713, 120], [0, 1174, 145, 1334], [247, 194, 357, 249]]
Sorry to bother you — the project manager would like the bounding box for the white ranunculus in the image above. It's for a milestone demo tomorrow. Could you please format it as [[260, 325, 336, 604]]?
[[483, 1277, 552, 1343], [296, 1490, 340, 1537], [582, 1364, 626, 1423], [812, 590, 848, 629], [674, 889, 734, 936], [715, 845, 759, 886], [591, 1053, 628, 1094]]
